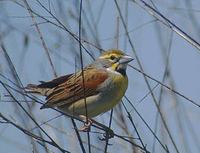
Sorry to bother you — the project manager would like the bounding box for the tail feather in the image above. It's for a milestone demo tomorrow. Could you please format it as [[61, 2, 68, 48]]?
[[25, 84, 51, 96]]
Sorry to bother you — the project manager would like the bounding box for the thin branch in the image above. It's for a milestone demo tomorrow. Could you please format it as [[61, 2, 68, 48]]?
[[0, 81, 66, 153], [23, 0, 57, 77], [124, 96, 169, 153], [104, 109, 113, 152], [132, 0, 200, 51], [122, 101, 147, 152], [0, 113, 70, 153], [129, 65, 200, 108], [114, 0, 180, 152], [78, 1, 91, 152]]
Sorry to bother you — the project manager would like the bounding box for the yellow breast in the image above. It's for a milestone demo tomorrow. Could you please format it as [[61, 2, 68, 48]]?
[[88, 72, 128, 117], [108, 73, 128, 105], [64, 72, 128, 118]]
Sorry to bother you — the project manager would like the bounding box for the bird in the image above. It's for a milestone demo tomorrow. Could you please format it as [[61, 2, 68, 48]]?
[[26, 49, 133, 131]]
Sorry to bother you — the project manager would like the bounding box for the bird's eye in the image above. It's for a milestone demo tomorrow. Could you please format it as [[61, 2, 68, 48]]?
[[110, 55, 116, 60]]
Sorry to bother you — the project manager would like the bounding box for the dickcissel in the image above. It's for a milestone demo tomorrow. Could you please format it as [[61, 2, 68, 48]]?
[[26, 49, 133, 130]]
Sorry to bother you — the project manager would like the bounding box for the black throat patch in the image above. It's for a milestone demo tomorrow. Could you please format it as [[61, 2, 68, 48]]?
[[116, 67, 126, 76]]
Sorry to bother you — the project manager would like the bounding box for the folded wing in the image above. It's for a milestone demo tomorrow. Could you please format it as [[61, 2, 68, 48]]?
[[26, 68, 108, 109]]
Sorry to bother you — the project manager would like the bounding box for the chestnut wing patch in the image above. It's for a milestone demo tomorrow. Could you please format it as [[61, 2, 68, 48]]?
[[42, 68, 108, 108]]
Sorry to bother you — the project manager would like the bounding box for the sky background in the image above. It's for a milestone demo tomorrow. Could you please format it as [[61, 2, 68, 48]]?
[[0, 0, 200, 153]]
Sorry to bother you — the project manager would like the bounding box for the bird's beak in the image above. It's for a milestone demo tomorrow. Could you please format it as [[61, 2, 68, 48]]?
[[119, 55, 134, 64]]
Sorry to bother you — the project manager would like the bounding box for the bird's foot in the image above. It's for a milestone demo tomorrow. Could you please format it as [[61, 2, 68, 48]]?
[[78, 115, 93, 132], [99, 128, 114, 141]]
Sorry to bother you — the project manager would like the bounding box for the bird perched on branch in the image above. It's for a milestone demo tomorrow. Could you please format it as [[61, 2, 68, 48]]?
[[26, 49, 133, 131]]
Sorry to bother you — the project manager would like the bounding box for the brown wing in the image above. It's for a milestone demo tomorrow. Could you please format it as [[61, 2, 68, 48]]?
[[26, 74, 73, 96], [41, 68, 108, 109]]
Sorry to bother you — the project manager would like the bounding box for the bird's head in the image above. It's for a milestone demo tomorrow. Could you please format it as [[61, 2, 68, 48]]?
[[97, 49, 134, 75]]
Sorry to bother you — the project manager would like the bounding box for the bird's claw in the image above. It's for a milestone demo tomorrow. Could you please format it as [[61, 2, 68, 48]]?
[[99, 129, 114, 141], [78, 119, 93, 132]]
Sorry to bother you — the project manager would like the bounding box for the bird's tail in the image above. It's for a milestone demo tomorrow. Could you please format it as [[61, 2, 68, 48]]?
[[25, 84, 51, 96]]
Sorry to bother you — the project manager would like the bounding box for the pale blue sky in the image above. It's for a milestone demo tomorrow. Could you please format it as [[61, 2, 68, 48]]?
[[0, 0, 200, 153]]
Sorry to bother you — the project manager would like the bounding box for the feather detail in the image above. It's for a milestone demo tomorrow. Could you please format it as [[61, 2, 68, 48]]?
[[25, 84, 51, 96], [42, 68, 108, 108], [37, 74, 73, 88]]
